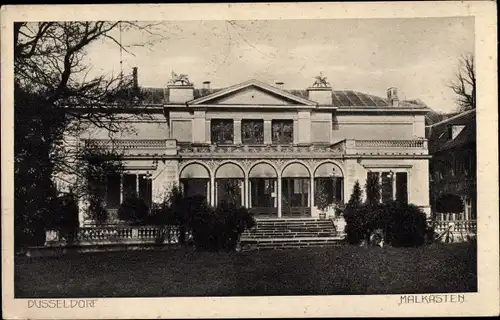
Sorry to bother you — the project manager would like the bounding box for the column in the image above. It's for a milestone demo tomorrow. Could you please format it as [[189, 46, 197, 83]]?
[[248, 179, 252, 208], [264, 120, 272, 144], [119, 173, 124, 203], [205, 120, 211, 144], [234, 119, 242, 144], [310, 176, 315, 208], [244, 176, 249, 207], [210, 176, 215, 206], [193, 111, 206, 143], [136, 174, 140, 196], [277, 175, 282, 218], [240, 180, 244, 206]]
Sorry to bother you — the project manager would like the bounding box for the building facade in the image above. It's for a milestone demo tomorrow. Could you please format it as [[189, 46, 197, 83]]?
[[61, 75, 432, 225], [426, 109, 476, 221]]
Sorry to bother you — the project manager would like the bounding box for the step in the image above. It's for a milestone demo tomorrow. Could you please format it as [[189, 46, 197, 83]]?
[[251, 243, 342, 251], [250, 225, 334, 230], [242, 232, 337, 238], [255, 220, 333, 224], [241, 236, 342, 243]]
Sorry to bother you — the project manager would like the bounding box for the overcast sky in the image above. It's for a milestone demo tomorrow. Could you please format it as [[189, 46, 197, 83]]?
[[85, 17, 474, 113]]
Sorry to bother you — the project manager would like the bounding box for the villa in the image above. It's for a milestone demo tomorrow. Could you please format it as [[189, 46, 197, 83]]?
[[58, 69, 432, 227]]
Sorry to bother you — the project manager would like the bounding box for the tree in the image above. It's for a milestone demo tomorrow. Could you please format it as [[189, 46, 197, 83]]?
[[14, 21, 165, 249], [365, 173, 381, 207], [449, 53, 476, 112], [314, 180, 330, 219], [347, 180, 363, 207]]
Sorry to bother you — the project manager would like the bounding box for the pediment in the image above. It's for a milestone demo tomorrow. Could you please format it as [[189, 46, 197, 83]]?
[[187, 79, 316, 106]]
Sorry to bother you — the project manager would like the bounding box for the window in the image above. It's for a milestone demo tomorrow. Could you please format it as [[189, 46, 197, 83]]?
[[366, 170, 408, 204], [395, 172, 408, 204], [381, 172, 393, 203], [241, 119, 264, 144], [211, 119, 234, 144], [315, 177, 344, 205], [98, 173, 153, 209], [271, 120, 293, 144], [105, 174, 121, 208]]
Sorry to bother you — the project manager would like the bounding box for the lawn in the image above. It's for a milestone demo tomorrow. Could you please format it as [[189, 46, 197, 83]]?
[[15, 243, 477, 298]]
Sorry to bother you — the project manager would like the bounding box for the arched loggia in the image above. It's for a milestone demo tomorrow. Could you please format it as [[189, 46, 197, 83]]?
[[281, 162, 311, 217], [179, 163, 210, 202], [215, 162, 245, 207]]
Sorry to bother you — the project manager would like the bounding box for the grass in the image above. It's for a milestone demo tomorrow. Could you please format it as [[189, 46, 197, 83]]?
[[15, 243, 477, 298]]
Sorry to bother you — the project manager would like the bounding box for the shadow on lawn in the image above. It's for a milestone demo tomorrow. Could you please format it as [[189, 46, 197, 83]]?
[[15, 243, 477, 298]]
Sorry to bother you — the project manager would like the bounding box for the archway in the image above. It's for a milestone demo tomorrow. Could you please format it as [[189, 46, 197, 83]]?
[[314, 162, 344, 208], [215, 162, 245, 207], [248, 162, 278, 216], [281, 162, 311, 217], [179, 163, 210, 203]]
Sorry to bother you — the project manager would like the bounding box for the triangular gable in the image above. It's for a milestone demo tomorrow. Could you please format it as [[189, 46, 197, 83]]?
[[187, 79, 317, 106]]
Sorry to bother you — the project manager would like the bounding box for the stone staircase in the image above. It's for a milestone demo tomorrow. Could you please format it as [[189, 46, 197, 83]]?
[[240, 218, 344, 251]]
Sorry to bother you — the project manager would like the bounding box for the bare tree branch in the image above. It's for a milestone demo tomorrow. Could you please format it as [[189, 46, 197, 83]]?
[[448, 53, 476, 112]]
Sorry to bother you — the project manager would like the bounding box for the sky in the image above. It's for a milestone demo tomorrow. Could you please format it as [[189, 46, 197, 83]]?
[[84, 17, 474, 113]]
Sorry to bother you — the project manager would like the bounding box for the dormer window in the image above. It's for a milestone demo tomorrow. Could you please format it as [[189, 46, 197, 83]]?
[[448, 124, 466, 140], [211, 119, 234, 144]]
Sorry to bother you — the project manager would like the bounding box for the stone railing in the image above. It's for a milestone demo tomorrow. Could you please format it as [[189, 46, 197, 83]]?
[[354, 139, 427, 149], [177, 142, 344, 156], [84, 139, 176, 150], [45, 225, 191, 247], [433, 219, 476, 234]]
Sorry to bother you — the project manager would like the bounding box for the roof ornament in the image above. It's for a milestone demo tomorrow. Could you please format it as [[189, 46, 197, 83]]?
[[312, 72, 330, 88], [169, 70, 192, 86]]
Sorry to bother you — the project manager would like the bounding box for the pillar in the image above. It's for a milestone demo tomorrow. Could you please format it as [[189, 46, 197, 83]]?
[[264, 120, 272, 144], [136, 174, 140, 195], [240, 180, 244, 206], [244, 176, 249, 207], [119, 173, 124, 203], [310, 175, 315, 208], [234, 119, 242, 144], [277, 175, 282, 218], [210, 176, 215, 206]]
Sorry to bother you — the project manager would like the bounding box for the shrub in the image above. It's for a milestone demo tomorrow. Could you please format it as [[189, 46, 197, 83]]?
[[343, 181, 366, 244], [344, 201, 428, 247], [118, 196, 150, 224], [87, 196, 108, 225], [48, 192, 80, 244], [384, 202, 428, 247], [186, 199, 256, 252]]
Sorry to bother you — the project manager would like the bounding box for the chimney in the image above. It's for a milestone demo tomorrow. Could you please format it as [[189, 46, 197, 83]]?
[[132, 67, 138, 90], [202, 81, 211, 90], [275, 81, 284, 90], [387, 87, 399, 107]]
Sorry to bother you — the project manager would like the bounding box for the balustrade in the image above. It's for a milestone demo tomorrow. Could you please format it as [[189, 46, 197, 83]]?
[[45, 225, 190, 247], [433, 219, 477, 233], [354, 139, 426, 149], [177, 143, 344, 155], [84, 139, 173, 150]]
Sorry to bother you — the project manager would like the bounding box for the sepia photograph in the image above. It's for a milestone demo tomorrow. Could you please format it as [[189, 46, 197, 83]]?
[[2, 2, 498, 319]]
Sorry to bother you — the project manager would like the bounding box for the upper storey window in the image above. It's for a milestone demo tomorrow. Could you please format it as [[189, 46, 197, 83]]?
[[211, 119, 234, 144], [272, 120, 293, 144], [242, 119, 264, 144]]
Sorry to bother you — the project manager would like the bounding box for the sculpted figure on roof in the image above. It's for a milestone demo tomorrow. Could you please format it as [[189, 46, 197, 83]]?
[[169, 71, 193, 86], [312, 72, 330, 87]]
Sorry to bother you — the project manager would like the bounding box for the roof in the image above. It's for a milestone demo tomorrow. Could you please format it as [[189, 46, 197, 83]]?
[[426, 109, 476, 154], [425, 110, 460, 126], [139, 85, 427, 109]]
